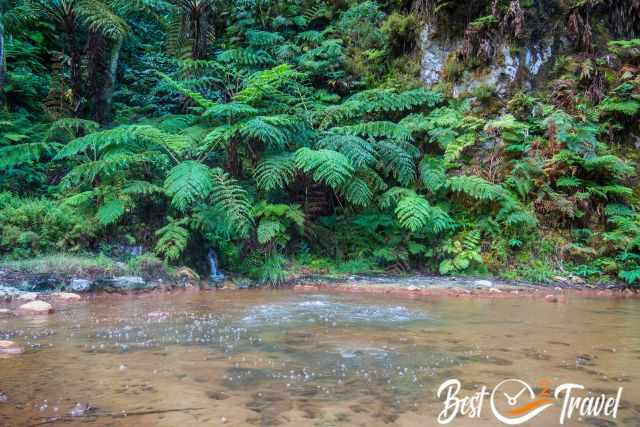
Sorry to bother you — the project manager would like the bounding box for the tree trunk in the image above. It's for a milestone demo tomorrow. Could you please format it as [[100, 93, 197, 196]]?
[[0, 21, 6, 106], [192, 10, 209, 59], [103, 38, 123, 122], [87, 30, 122, 124], [65, 28, 83, 114]]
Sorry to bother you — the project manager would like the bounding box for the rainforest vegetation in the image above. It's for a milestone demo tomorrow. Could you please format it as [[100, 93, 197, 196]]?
[[0, 0, 639, 286]]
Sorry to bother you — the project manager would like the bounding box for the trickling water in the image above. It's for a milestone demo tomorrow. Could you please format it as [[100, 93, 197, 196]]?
[[0, 291, 638, 426], [208, 248, 225, 282]]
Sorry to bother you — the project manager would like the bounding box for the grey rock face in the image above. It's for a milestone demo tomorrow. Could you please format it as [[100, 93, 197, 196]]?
[[420, 23, 555, 97], [420, 24, 461, 86]]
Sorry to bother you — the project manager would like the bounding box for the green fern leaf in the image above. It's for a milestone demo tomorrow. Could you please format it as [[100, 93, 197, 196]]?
[[155, 218, 190, 261], [341, 177, 373, 207], [295, 147, 354, 189], [164, 161, 214, 211], [96, 199, 126, 225], [257, 218, 285, 244], [255, 153, 297, 192]]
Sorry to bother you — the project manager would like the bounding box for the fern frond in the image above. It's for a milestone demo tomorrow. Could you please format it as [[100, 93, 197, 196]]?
[[295, 147, 354, 189], [374, 141, 416, 185], [316, 134, 375, 168], [157, 72, 216, 109], [333, 121, 412, 142], [202, 124, 239, 151], [350, 88, 443, 114], [123, 180, 165, 196], [239, 117, 288, 149], [62, 191, 97, 207], [419, 156, 447, 192], [583, 155, 634, 179], [209, 168, 253, 237], [96, 199, 126, 225], [0, 143, 50, 169], [164, 161, 214, 211], [218, 48, 275, 66], [447, 175, 509, 202], [48, 118, 100, 140], [257, 218, 285, 244], [341, 177, 373, 207], [443, 132, 476, 167], [155, 218, 190, 261], [254, 153, 297, 191], [204, 103, 259, 121], [246, 30, 284, 47]]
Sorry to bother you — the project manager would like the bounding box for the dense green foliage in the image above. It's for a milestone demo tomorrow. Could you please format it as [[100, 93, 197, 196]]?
[[1, 0, 639, 285]]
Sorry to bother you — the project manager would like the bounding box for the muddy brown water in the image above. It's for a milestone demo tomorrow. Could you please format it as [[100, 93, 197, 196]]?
[[0, 290, 639, 426]]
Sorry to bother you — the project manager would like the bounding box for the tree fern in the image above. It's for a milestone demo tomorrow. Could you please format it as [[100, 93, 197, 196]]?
[[234, 64, 306, 104], [122, 180, 164, 196], [583, 154, 634, 179], [62, 153, 153, 188]]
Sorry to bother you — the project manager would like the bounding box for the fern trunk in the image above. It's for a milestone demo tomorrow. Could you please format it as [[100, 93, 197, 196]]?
[[65, 28, 83, 113], [87, 31, 122, 124], [0, 20, 5, 106], [192, 11, 209, 59]]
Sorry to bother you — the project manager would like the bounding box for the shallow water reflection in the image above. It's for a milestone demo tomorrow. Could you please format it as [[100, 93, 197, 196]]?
[[0, 291, 639, 426]]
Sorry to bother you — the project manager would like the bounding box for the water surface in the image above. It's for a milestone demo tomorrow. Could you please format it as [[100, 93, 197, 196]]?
[[0, 291, 639, 426]]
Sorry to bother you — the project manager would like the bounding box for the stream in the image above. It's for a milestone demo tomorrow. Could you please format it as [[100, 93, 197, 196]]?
[[0, 290, 639, 426]]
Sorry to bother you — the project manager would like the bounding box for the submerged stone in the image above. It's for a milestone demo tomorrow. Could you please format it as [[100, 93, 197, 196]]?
[[95, 276, 149, 291], [70, 402, 92, 417], [68, 278, 93, 293], [0, 340, 22, 356], [16, 292, 38, 302], [474, 280, 493, 287], [18, 300, 54, 315], [207, 390, 231, 400], [50, 292, 81, 302]]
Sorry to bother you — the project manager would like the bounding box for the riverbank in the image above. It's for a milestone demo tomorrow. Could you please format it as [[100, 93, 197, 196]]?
[[0, 254, 637, 309]]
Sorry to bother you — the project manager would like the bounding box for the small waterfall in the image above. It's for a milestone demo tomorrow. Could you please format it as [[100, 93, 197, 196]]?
[[208, 249, 225, 282]]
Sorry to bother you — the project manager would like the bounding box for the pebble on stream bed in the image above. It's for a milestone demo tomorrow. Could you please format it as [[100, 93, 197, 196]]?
[[0, 340, 23, 356], [49, 292, 82, 302], [17, 300, 54, 314]]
